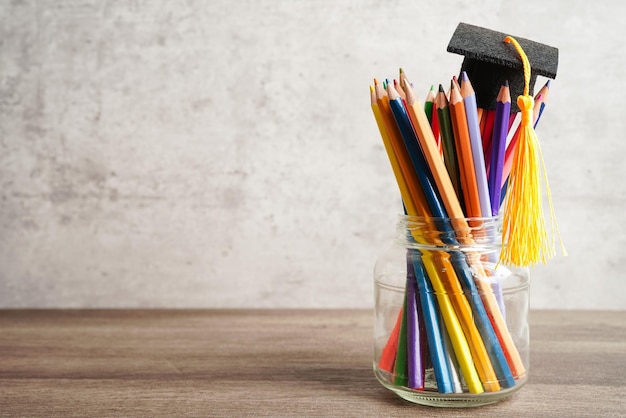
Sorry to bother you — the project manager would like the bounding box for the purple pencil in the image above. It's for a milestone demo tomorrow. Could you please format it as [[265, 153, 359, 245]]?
[[406, 267, 425, 389], [488, 82, 511, 216], [460, 71, 491, 217]]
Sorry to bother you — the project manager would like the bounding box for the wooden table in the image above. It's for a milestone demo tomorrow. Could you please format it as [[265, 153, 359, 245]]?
[[1, 310, 624, 417]]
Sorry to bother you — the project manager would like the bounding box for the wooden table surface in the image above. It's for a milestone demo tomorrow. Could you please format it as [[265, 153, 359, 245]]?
[[1, 309, 625, 417]]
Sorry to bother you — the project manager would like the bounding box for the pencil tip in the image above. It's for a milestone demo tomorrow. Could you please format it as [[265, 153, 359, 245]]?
[[399, 67, 404, 74], [461, 71, 468, 81], [504, 80, 509, 87], [438, 84, 445, 93], [546, 79, 551, 88]]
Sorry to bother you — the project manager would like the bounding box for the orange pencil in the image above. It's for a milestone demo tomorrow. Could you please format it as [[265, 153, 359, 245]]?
[[374, 80, 430, 217], [402, 78, 466, 221], [378, 307, 403, 372], [448, 79, 481, 217]]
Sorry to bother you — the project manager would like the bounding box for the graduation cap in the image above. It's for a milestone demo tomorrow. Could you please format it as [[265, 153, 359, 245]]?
[[447, 22, 558, 112]]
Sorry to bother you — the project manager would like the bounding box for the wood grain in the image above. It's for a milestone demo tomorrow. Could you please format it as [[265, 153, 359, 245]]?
[[1, 310, 625, 417]]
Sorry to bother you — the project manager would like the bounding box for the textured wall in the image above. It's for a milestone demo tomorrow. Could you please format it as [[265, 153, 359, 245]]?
[[1, 1, 624, 309]]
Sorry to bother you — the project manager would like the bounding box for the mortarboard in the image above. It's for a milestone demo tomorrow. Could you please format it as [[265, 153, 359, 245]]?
[[447, 22, 558, 112]]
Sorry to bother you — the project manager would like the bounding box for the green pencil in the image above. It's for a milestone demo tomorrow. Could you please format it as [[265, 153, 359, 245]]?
[[393, 281, 409, 387], [424, 85, 436, 125], [435, 84, 463, 207]]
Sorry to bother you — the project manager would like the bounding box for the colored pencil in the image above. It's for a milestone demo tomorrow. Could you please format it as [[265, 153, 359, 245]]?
[[393, 78, 407, 101], [370, 85, 417, 215], [533, 80, 550, 128], [481, 110, 496, 169], [374, 80, 428, 216], [409, 252, 455, 393], [420, 252, 484, 393], [448, 79, 481, 217], [393, 286, 409, 386], [424, 85, 436, 124], [406, 259, 425, 389], [378, 306, 402, 373], [488, 82, 511, 215], [429, 98, 442, 155], [387, 82, 449, 219], [439, 311, 463, 393], [435, 85, 463, 206], [402, 77, 467, 220], [460, 71, 491, 217], [451, 252, 515, 389]]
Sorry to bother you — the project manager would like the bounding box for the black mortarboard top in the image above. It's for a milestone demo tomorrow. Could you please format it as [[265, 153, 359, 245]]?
[[447, 22, 558, 112]]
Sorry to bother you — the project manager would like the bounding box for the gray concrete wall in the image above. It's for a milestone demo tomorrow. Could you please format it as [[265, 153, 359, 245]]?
[[1, 1, 623, 309]]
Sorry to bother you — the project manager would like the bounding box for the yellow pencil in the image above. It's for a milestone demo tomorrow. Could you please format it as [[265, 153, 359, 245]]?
[[374, 80, 430, 217], [421, 252, 484, 394], [370, 85, 418, 216]]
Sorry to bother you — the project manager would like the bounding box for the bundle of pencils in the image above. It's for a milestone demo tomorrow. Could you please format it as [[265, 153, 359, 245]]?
[[369, 24, 565, 394], [370, 70, 530, 394]]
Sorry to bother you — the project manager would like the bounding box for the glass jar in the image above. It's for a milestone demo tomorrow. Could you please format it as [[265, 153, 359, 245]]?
[[373, 215, 530, 407]]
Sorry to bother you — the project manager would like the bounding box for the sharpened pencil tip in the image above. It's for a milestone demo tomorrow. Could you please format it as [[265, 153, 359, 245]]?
[[399, 67, 404, 74], [545, 79, 551, 88], [438, 84, 445, 93], [504, 80, 509, 87], [461, 71, 468, 81]]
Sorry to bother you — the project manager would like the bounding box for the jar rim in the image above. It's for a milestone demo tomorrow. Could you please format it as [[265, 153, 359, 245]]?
[[395, 214, 504, 250], [396, 214, 503, 223]]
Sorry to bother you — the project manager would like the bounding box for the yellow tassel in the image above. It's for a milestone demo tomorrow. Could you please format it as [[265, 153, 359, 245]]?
[[500, 36, 567, 267]]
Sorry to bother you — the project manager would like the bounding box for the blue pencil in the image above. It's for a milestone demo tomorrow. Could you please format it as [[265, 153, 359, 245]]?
[[409, 251, 455, 393], [450, 252, 516, 388], [534, 80, 550, 129], [386, 82, 449, 221]]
